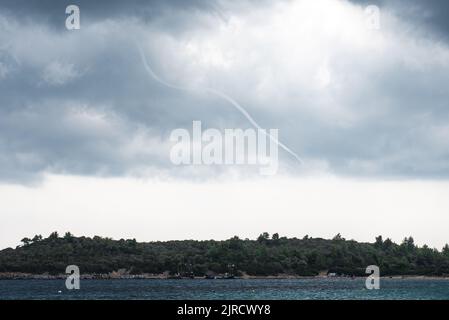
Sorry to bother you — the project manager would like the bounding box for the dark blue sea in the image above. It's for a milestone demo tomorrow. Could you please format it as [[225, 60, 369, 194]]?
[[1, 278, 449, 300]]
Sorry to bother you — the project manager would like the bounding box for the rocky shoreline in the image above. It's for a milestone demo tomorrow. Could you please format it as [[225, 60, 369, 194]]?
[[1, 272, 449, 280]]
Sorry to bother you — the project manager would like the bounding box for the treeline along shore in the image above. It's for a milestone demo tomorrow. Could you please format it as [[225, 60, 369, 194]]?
[[1, 232, 449, 279]]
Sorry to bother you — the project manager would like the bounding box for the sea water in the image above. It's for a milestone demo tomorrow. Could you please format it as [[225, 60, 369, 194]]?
[[0, 278, 448, 300]]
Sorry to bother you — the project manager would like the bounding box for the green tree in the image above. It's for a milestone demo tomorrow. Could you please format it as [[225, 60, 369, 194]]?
[[332, 233, 343, 241], [383, 238, 393, 250], [374, 235, 383, 248], [21, 238, 31, 246], [64, 232, 74, 239], [49, 231, 59, 239], [443, 244, 449, 257], [32, 235, 43, 242], [401, 236, 416, 252], [257, 232, 270, 243]]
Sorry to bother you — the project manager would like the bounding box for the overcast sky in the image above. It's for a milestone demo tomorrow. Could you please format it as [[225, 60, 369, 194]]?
[[1, 0, 448, 249]]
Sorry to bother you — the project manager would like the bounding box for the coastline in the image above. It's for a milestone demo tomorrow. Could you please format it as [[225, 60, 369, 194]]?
[[1, 272, 449, 280]]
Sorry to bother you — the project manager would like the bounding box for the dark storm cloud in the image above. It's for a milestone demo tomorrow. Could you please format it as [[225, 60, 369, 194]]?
[[0, 0, 219, 27], [0, 0, 449, 183]]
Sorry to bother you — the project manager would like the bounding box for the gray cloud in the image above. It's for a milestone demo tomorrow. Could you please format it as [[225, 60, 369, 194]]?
[[1, 0, 449, 183], [349, 0, 449, 41]]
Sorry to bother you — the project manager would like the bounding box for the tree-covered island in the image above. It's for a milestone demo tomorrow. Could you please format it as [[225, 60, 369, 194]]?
[[1, 232, 449, 278]]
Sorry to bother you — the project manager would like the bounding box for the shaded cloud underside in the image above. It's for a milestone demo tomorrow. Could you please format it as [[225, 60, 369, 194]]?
[[0, 0, 449, 183]]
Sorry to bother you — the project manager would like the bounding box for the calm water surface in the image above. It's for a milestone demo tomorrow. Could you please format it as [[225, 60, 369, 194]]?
[[1, 278, 449, 300]]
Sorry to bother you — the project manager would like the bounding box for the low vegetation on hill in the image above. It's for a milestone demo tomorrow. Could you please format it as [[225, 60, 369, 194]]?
[[1, 232, 449, 277]]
